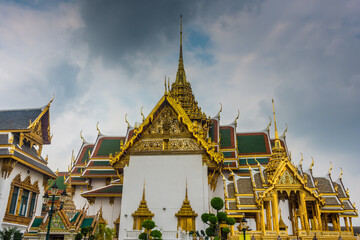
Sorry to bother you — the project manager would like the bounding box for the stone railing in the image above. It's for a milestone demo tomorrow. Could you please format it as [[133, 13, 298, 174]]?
[[125, 230, 142, 239]]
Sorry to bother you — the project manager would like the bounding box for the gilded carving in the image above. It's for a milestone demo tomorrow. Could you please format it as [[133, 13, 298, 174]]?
[[1, 158, 17, 179], [132, 139, 163, 152], [277, 170, 298, 185], [144, 107, 187, 136], [131, 138, 202, 152], [168, 139, 202, 151]]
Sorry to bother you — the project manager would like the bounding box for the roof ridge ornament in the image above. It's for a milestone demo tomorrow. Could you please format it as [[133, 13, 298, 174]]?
[[340, 167, 343, 180], [80, 130, 88, 144], [299, 153, 303, 167], [281, 123, 288, 138], [141, 107, 145, 122], [125, 114, 131, 128], [329, 161, 333, 175], [96, 122, 102, 136], [310, 157, 314, 171], [265, 116, 271, 132]]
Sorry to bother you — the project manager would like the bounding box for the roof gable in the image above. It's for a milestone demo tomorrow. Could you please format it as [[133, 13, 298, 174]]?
[[111, 94, 224, 167]]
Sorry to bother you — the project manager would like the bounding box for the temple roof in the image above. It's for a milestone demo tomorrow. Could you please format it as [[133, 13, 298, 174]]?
[[0, 108, 43, 130]]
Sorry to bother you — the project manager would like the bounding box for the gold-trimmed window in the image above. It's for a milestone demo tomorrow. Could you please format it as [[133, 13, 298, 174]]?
[[4, 174, 40, 225]]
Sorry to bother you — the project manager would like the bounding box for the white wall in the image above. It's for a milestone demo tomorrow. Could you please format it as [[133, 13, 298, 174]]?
[[119, 154, 209, 239], [0, 163, 46, 232], [87, 197, 121, 228], [72, 185, 88, 209]]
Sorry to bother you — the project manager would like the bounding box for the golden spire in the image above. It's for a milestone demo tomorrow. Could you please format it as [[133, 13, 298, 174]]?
[[272, 99, 282, 150], [169, 15, 208, 124], [132, 180, 154, 218], [175, 181, 197, 217], [178, 14, 184, 75]]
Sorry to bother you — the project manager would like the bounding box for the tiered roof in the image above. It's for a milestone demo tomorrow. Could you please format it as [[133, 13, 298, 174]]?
[[0, 99, 56, 179]]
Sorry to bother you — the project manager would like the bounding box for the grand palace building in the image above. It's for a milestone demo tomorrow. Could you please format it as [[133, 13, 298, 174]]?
[[0, 16, 358, 240]]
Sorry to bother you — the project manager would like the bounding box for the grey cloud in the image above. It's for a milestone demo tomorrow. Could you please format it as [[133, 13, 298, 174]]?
[[77, 0, 261, 72]]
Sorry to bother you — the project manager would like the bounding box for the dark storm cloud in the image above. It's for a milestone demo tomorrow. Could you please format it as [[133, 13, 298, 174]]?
[[78, 0, 261, 70]]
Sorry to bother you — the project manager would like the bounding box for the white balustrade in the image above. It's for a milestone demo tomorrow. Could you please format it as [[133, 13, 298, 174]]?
[[126, 230, 142, 239]]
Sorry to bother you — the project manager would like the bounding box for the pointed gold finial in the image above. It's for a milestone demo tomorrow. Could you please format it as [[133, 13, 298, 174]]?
[[125, 114, 130, 128], [168, 77, 170, 92], [72, 149, 75, 165], [340, 167, 343, 180], [96, 121, 101, 135], [272, 99, 282, 150], [266, 117, 271, 131], [310, 157, 314, 170], [47, 94, 55, 106], [185, 179, 188, 201], [329, 161, 333, 175], [142, 179, 146, 201], [164, 76, 167, 93], [281, 123, 288, 138], [141, 107, 145, 122], [56, 168, 59, 175], [217, 103, 222, 117], [80, 130, 86, 144], [234, 110, 240, 127], [299, 152, 303, 167], [45, 155, 48, 162], [175, 14, 186, 84]]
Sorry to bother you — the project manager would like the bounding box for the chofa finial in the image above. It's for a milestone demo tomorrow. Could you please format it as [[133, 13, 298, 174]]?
[[96, 121, 101, 135]]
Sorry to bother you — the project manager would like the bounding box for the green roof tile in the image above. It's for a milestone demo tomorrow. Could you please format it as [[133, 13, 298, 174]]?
[[48, 176, 67, 191], [223, 152, 233, 157], [92, 161, 111, 166], [239, 158, 269, 165], [96, 185, 123, 193], [31, 217, 43, 228], [86, 170, 115, 175], [96, 139, 121, 156], [70, 212, 80, 223], [220, 128, 232, 148], [237, 134, 267, 154], [80, 146, 93, 164], [80, 218, 94, 228]]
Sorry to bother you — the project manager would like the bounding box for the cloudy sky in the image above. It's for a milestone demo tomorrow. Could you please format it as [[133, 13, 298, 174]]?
[[1, 0, 360, 223]]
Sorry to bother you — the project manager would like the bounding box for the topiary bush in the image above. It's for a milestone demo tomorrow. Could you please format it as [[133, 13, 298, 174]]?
[[138, 219, 162, 240], [200, 197, 236, 240]]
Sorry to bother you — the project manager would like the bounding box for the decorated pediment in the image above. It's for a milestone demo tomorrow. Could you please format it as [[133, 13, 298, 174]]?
[[276, 169, 301, 186], [111, 94, 224, 168], [143, 106, 189, 137], [129, 103, 204, 153]]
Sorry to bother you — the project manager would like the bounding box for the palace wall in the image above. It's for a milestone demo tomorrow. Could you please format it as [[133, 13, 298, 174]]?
[[0, 163, 46, 232], [119, 154, 209, 239]]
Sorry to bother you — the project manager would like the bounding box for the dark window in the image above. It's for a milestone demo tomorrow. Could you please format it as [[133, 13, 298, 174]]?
[[28, 193, 37, 218], [9, 186, 19, 214], [19, 190, 29, 216]]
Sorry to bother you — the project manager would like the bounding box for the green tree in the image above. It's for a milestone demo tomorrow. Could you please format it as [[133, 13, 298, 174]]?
[[0, 227, 21, 240], [104, 227, 115, 240], [138, 219, 162, 240], [201, 197, 235, 240]]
